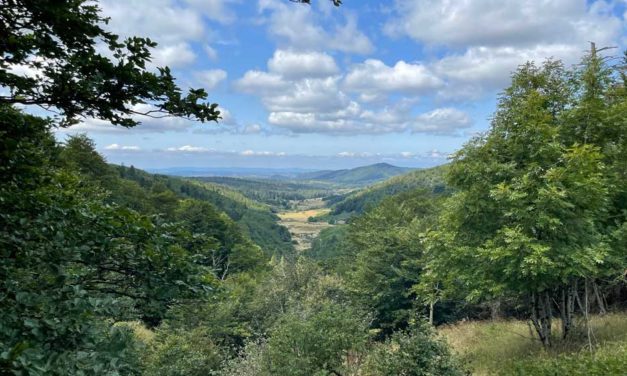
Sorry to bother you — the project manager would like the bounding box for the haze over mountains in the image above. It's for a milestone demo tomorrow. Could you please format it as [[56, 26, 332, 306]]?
[[149, 162, 415, 186]]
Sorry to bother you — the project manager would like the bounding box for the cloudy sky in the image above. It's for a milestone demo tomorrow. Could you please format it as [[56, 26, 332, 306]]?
[[57, 0, 627, 170]]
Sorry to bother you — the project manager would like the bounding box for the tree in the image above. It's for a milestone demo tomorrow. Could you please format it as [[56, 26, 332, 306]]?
[[426, 54, 624, 347], [0, 0, 220, 127], [347, 190, 438, 335], [0, 105, 215, 373]]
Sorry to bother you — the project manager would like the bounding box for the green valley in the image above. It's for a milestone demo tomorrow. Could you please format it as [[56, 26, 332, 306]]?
[[2, 1, 626, 376]]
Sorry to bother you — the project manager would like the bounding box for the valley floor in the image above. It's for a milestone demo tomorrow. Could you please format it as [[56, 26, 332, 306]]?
[[439, 312, 627, 375], [278, 198, 334, 251]]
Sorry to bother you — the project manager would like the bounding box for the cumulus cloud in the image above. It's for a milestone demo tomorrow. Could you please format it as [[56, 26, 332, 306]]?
[[97, 0, 242, 67], [410, 108, 472, 134], [150, 43, 197, 68], [194, 69, 228, 90], [240, 150, 287, 156], [384, 0, 621, 48], [268, 50, 339, 79], [58, 103, 234, 134], [184, 0, 240, 25], [104, 144, 141, 151], [236, 49, 473, 135], [433, 44, 583, 99], [344, 59, 443, 95], [380, 0, 625, 100], [258, 0, 373, 54], [166, 145, 212, 152], [235, 71, 291, 94]]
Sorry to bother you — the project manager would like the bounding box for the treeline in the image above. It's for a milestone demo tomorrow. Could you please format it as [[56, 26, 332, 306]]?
[[311, 47, 627, 349], [193, 176, 336, 209], [325, 165, 448, 219], [0, 107, 271, 373], [111, 167, 294, 255], [0, 107, 463, 375]]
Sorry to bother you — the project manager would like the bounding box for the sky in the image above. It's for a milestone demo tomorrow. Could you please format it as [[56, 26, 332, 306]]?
[[56, 0, 627, 170]]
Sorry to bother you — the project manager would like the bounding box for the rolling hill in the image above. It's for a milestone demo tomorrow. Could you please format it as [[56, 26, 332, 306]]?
[[192, 176, 337, 209], [112, 165, 294, 255], [325, 164, 449, 218], [296, 163, 413, 186]]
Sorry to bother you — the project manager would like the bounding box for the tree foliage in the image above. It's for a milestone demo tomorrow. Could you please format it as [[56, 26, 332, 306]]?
[[425, 48, 627, 346], [0, 0, 220, 127]]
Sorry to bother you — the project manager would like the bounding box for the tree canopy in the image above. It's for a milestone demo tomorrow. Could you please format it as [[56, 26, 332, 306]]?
[[0, 0, 220, 127]]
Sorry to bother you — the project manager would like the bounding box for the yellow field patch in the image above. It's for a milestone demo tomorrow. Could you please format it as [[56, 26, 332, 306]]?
[[278, 208, 330, 222]]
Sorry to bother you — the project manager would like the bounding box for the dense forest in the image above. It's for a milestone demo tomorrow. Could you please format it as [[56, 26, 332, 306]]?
[[1, 1, 627, 375]]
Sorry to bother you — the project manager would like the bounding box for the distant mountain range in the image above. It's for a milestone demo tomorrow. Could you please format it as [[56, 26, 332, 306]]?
[[147, 163, 414, 186], [295, 163, 414, 186], [146, 167, 316, 178]]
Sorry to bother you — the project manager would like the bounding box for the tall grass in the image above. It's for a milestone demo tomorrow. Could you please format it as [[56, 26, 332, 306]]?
[[438, 313, 627, 375]]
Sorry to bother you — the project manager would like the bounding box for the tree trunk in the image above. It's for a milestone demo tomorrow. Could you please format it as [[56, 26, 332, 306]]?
[[559, 281, 575, 339], [428, 300, 434, 325], [592, 280, 607, 315], [530, 291, 552, 348], [490, 299, 501, 321]]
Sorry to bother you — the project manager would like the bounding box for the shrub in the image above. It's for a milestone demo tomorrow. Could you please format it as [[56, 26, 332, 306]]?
[[361, 323, 466, 376]]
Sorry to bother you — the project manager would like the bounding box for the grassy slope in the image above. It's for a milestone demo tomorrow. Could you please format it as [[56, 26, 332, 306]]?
[[326, 164, 449, 218], [439, 313, 627, 375]]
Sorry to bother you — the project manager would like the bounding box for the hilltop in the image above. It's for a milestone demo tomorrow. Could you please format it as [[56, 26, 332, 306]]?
[[319, 164, 449, 220], [295, 163, 413, 186]]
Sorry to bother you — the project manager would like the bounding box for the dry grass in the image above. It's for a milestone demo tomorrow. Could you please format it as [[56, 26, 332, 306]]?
[[278, 208, 330, 222], [279, 207, 333, 251], [438, 313, 627, 375]]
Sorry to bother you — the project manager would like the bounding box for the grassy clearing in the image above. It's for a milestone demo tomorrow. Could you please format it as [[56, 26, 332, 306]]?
[[439, 313, 627, 375], [278, 206, 333, 251], [279, 208, 330, 222]]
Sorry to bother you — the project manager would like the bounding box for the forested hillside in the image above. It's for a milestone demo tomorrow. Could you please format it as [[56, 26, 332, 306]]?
[[296, 162, 413, 186], [325, 164, 448, 218], [193, 176, 336, 209], [2, 1, 627, 375], [111, 167, 293, 255]]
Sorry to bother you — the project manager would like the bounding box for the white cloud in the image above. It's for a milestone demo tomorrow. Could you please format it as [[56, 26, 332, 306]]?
[[432, 45, 582, 99], [267, 104, 472, 135], [195, 69, 228, 90], [184, 0, 240, 25], [243, 124, 263, 134], [258, 0, 373, 54], [264, 77, 349, 113], [344, 59, 443, 95], [97, 0, 240, 67], [235, 71, 291, 94], [166, 145, 212, 152], [380, 0, 626, 100], [204, 44, 219, 60], [150, 43, 197, 68], [385, 0, 621, 48], [268, 50, 339, 79], [236, 49, 473, 135], [240, 150, 286, 156], [410, 108, 472, 134], [337, 151, 375, 158], [104, 144, 141, 151], [100, 0, 204, 43]]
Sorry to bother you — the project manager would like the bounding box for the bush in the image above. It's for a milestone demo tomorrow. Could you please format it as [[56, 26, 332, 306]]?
[[142, 327, 225, 376], [361, 323, 466, 376]]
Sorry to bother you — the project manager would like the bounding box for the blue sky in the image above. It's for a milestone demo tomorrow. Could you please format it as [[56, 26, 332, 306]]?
[[56, 0, 627, 170]]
